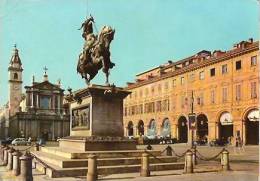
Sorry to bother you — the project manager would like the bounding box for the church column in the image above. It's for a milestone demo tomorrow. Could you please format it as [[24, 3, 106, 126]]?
[[52, 120, 55, 140], [26, 93, 29, 107], [58, 95, 61, 113], [52, 95, 55, 110], [31, 91, 34, 108], [36, 94, 39, 108]]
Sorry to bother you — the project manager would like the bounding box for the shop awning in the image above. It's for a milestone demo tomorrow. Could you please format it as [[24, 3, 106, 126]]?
[[220, 112, 233, 125], [247, 109, 259, 122]]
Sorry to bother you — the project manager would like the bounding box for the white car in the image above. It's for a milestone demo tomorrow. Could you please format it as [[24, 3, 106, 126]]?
[[11, 138, 31, 146]]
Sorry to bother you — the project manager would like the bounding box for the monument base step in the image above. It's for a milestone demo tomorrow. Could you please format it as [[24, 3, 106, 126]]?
[[33, 146, 184, 178], [35, 160, 185, 178], [32, 151, 177, 168], [59, 136, 137, 151], [40, 146, 161, 159]]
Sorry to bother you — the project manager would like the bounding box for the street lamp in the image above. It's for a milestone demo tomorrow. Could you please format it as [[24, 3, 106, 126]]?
[[188, 90, 196, 148]]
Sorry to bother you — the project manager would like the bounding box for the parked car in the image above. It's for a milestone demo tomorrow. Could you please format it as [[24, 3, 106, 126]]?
[[11, 138, 31, 146], [1, 137, 13, 145], [143, 136, 177, 145], [195, 140, 207, 146], [209, 139, 227, 147]]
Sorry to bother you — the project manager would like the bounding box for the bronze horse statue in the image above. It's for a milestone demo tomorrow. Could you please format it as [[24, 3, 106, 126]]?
[[77, 16, 115, 85]]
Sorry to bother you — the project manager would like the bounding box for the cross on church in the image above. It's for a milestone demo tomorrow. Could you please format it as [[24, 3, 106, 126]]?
[[14, 43, 17, 48], [43, 66, 48, 75]]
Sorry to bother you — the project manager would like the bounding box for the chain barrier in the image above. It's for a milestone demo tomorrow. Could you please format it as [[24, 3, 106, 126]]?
[[161, 147, 168, 154], [30, 152, 57, 171], [166, 145, 226, 162], [145, 151, 170, 163], [171, 148, 188, 158], [195, 148, 225, 161], [16, 143, 37, 152]]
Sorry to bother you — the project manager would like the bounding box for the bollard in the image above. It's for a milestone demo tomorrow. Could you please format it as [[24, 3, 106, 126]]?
[[140, 152, 150, 177], [221, 149, 230, 171], [184, 150, 193, 173], [191, 146, 197, 165], [3, 146, 10, 166], [12, 150, 21, 176], [19, 151, 33, 181], [35, 143, 39, 151], [86, 154, 97, 181], [166, 145, 173, 156], [7, 147, 15, 170], [0, 145, 5, 161]]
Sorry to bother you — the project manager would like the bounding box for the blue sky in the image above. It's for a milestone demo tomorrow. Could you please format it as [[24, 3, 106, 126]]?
[[0, 0, 258, 105]]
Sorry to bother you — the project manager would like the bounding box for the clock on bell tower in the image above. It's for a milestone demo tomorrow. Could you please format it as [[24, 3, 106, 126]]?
[[8, 44, 23, 116]]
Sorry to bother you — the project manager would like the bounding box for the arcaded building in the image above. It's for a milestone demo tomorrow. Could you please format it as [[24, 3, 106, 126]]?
[[123, 39, 259, 145]]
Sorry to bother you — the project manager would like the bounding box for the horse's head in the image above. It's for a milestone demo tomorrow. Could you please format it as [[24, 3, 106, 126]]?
[[98, 26, 115, 47]]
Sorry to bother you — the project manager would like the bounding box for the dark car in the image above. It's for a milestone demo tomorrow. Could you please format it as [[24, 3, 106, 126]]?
[[209, 139, 227, 146], [195, 140, 208, 146], [1, 137, 13, 145]]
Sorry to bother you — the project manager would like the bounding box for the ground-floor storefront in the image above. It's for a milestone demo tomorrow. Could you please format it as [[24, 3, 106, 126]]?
[[124, 107, 259, 145]]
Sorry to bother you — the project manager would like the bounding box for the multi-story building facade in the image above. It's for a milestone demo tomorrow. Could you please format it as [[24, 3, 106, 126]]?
[[123, 39, 259, 145]]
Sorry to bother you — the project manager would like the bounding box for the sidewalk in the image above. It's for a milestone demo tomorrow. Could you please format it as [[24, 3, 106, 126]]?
[[0, 161, 258, 181]]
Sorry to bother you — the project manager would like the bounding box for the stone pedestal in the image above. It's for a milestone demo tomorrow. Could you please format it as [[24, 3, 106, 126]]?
[[59, 84, 136, 151]]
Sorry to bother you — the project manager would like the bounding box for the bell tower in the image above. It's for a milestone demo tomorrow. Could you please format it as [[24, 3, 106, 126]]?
[[8, 44, 23, 116]]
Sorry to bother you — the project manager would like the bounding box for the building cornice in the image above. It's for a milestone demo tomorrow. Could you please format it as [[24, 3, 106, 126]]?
[[126, 42, 259, 90], [8, 67, 23, 71], [9, 80, 23, 83]]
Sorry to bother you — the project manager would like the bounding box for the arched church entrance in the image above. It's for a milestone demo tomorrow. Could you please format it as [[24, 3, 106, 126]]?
[[178, 116, 188, 143], [245, 109, 259, 145]]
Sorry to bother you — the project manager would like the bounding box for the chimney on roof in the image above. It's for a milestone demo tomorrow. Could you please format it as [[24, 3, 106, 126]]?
[[213, 50, 225, 57], [126, 82, 134, 86]]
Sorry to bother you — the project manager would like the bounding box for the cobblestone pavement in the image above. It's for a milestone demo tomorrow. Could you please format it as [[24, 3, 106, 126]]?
[[0, 144, 258, 181]]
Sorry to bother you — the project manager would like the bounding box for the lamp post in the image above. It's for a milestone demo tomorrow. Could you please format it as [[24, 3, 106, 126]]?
[[191, 91, 194, 148], [188, 90, 196, 148]]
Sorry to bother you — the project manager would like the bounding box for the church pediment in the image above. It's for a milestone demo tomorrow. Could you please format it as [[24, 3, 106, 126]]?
[[32, 81, 63, 91]]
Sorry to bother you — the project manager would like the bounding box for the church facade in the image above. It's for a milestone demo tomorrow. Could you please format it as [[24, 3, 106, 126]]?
[[0, 46, 70, 140]]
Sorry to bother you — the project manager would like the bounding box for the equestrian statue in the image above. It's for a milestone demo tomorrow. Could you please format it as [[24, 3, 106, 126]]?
[[77, 15, 115, 85]]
